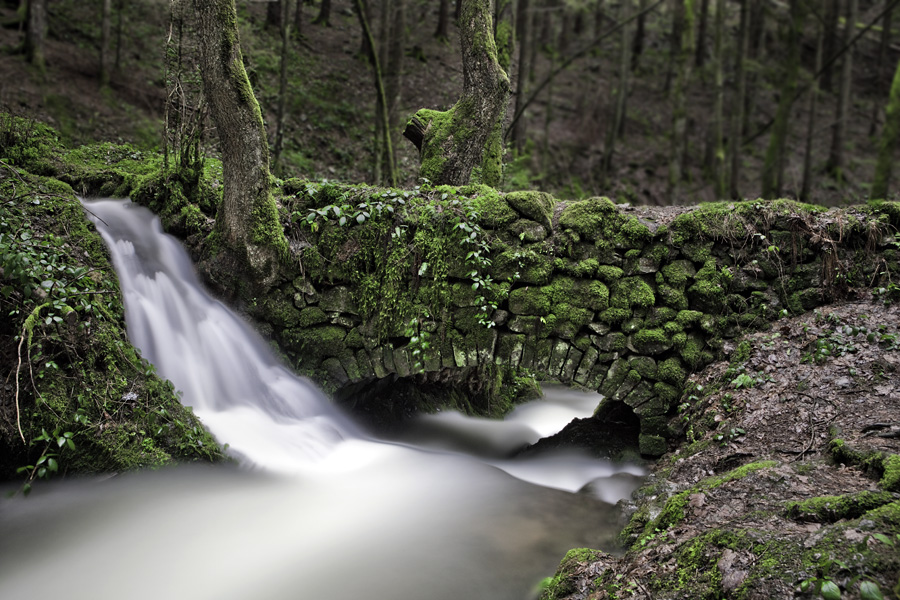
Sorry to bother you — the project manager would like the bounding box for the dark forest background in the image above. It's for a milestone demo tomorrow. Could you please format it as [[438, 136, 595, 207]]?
[[2, 0, 899, 206]]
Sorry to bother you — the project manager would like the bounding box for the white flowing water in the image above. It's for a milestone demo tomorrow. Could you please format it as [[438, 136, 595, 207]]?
[[0, 199, 643, 600]]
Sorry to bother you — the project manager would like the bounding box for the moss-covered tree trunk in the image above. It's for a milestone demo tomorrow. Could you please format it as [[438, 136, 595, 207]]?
[[24, 0, 47, 71], [404, 0, 510, 186], [191, 0, 287, 282], [871, 58, 900, 200]]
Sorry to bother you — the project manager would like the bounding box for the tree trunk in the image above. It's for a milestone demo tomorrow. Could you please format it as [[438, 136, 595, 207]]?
[[871, 57, 900, 199], [511, 0, 530, 150], [267, 0, 282, 29], [709, 0, 725, 198], [826, 0, 857, 179], [871, 4, 894, 135], [667, 0, 694, 203], [631, 0, 648, 71], [729, 0, 749, 199], [356, 0, 397, 186], [273, 0, 292, 174], [115, 0, 124, 71], [294, 0, 303, 37], [822, 0, 840, 93], [761, 0, 802, 199], [404, 0, 510, 185], [695, 0, 709, 68], [25, 0, 47, 71], [313, 0, 331, 26], [190, 0, 288, 282], [101, 0, 113, 87], [664, 0, 686, 93], [601, 0, 629, 186], [742, 0, 765, 136], [436, 0, 450, 40], [801, 22, 824, 202]]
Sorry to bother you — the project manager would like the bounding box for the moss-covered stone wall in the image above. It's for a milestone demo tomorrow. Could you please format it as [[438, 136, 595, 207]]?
[[243, 180, 900, 456]]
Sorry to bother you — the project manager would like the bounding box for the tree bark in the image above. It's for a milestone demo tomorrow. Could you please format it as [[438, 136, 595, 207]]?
[[801, 21, 824, 202], [294, 0, 303, 37], [115, 0, 124, 71], [190, 0, 288, 282], [25, 0, 47, 71], [631, 0, 648, 71], [663, 0, 685, 93], [601, 0, 629, 186], [826, 0, 858, 179], [871, 57, 900, 199], [761, 0, 802, 198], [356, 0, 397, 186], [313, 0, 331, 26], [273, 0, 291, 174], [405, 0, 510, 185], [436, 0, 450, 40], [101, 0, 113, 87], [729, 0, 748, 199], [695, 0, 709, 68], [667, 0, 694, 202], [510, 0, 530, 150], [822, 0, 840, 93], [709, 0, 725, 198], [871, 4, 894, 135], [267, 0, 282, 29]]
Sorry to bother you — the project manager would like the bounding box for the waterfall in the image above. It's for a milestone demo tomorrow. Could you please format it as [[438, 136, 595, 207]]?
[[0, 199, 643, 600]]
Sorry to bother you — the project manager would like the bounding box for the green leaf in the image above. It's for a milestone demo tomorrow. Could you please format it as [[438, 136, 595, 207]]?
[[820, 580, 841, 600], [873, 533, 894, 547], [57, 436, 66, 448], [859, 581, 884, 600], [47, 458, 58, 472], [66, 438, 75, 451]]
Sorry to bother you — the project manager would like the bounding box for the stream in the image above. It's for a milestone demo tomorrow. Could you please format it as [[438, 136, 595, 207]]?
[[0, 199, 643, 600]]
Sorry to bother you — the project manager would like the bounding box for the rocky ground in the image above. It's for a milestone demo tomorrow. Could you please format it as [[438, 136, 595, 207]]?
[[541, 297, 900, 599]]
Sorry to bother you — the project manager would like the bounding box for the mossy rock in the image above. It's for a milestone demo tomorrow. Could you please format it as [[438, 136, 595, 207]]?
[[504, 190, 554, 229]]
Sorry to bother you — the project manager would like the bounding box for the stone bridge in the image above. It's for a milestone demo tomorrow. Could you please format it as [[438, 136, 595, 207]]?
[[233, 182, 899, 456]]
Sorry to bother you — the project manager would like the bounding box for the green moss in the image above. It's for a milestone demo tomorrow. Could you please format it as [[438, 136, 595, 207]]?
[[631, 328, 671, 354], [658, 357, 687, 385], [468, 187, 519, 228], [558, 196, 618, 237], [639, 461, 777, 543], [785, 491, 897, 522], [675, 309, 704, 328], [658, 283, 688, 310], [655, 382, 681, 402], [599, 307, 631, 324], [687, 259, 728, 311], [508, 286, 551, 315], [881, 454, 900, 491], [596, 264, 625, 283], [610, 276, 656, 310], [504, 190, 554, 228]]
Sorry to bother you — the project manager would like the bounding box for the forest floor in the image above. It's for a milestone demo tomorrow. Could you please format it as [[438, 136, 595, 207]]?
[[543, 295, 900, 599], [1, 0, 898, 206]]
